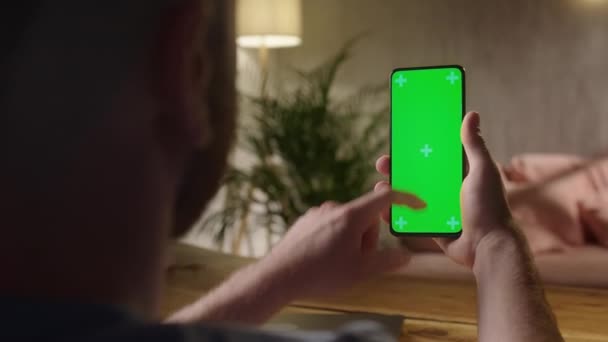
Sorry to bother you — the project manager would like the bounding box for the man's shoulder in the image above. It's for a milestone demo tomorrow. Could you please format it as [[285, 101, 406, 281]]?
[[91, 321, 394, 342], [0, 298, 393, 342]]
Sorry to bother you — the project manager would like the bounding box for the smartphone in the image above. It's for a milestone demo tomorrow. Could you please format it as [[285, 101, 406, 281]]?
[[390, 65, 465, 236]]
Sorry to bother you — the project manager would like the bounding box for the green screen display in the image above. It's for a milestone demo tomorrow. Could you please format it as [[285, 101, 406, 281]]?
[[390, 66, 464, 235]]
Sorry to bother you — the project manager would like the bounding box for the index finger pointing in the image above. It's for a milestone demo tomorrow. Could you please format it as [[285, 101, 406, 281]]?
[[346, 188, 426, 225]]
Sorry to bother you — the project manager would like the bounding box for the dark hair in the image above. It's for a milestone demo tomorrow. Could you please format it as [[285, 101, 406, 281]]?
[[0, 2, 42, 99], [0, 2, 41, 64]]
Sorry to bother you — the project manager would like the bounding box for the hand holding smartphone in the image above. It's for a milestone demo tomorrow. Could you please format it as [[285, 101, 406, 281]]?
[[390, 65, 465, 236]]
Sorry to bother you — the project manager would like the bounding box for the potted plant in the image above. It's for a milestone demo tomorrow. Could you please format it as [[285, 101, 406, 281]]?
[[201, 42, 389, 254]]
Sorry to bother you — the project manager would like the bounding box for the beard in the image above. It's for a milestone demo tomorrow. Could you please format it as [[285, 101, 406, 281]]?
[[171, 0, 236, 238], [171, 71, 236, 238], [172, 136, 234, 238]]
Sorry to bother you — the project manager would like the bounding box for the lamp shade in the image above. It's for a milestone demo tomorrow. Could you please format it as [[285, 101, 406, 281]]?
[[236, 0, 302, 48]]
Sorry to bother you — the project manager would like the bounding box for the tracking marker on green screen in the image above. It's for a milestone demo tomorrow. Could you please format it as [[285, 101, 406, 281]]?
[[390, 66, 464, 236]]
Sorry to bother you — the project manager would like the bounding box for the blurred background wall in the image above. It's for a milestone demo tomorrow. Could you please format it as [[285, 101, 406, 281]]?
[[186, 0, 608, 255], [271, 0, 608, 161]]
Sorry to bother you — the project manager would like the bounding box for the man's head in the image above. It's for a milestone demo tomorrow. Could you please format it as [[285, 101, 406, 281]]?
[[0, 0, 235, 314]]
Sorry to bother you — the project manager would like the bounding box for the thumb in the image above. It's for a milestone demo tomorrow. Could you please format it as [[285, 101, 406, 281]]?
[[462, 112, 493, 173]]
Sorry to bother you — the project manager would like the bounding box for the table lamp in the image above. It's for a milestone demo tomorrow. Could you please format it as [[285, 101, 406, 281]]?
[[236, 0, 302, 91]]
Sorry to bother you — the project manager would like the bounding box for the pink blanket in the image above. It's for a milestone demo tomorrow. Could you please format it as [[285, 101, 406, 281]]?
[[501, 153, 608, 254]]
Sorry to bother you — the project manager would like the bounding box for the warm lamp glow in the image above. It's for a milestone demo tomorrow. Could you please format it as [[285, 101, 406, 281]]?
[[236, 0, 302, 48]]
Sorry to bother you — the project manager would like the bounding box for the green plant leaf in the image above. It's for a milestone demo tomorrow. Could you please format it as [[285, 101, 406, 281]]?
[[198, 35, 389, 249]]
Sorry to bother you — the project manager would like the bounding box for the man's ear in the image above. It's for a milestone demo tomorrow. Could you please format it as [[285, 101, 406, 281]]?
[[152, 0, 212, 149]]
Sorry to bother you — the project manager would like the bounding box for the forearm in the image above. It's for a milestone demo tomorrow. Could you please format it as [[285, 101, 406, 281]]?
[[474, 229, 564, 342], [166, 259, 296, 325]]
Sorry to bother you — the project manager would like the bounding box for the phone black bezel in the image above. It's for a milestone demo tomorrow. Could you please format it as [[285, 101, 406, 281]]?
[[389, 65, 466, 238]]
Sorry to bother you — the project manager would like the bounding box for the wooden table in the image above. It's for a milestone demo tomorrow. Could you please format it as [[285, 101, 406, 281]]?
[[161, 243, 608, 341]]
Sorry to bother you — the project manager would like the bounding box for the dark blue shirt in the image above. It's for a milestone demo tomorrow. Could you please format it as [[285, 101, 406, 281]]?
[[1, 298, 393, 342]]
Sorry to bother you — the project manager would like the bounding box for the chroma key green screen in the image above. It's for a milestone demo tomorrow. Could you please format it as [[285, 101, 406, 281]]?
[[390, 66, 464, 235]]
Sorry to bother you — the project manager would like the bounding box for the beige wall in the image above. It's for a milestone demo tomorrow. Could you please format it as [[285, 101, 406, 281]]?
[[275, 0, 608, 161]]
